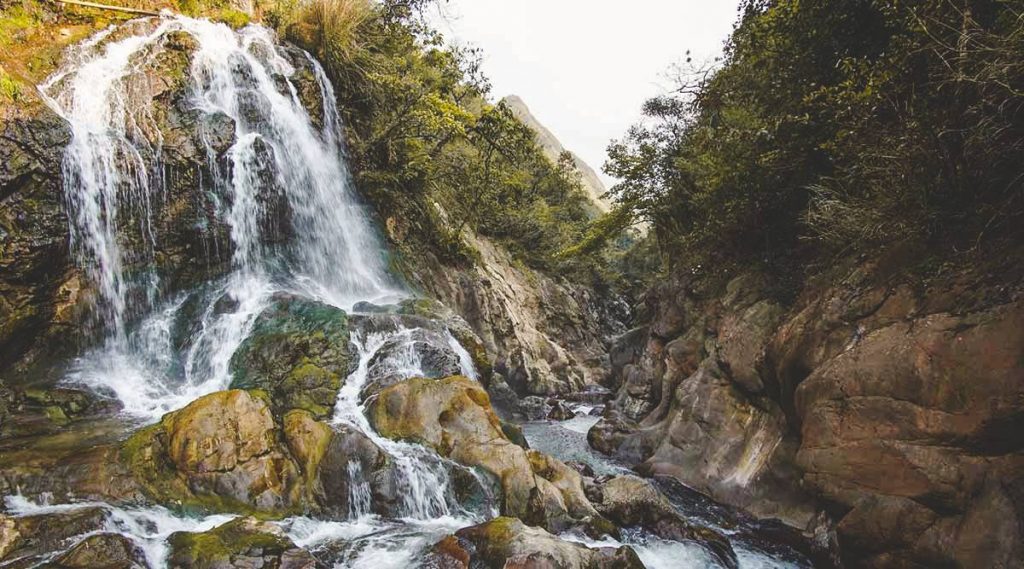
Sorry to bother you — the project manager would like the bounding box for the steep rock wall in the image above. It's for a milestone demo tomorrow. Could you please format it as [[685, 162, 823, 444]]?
[[592, 248, 1024, 568], [406, 232, 626, 397]]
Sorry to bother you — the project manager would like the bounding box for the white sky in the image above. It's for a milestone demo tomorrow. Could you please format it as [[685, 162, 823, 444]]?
[[429, 1, 741, 187]]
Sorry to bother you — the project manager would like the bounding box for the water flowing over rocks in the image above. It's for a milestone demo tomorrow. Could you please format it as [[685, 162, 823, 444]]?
[[594, 251, 1024, 568]]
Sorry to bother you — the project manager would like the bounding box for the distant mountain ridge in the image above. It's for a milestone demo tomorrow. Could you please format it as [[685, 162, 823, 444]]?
[[501, 95, 611, 213]]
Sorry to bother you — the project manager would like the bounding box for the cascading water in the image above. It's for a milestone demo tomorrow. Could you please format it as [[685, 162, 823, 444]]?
[[41, 15, 397, 419]]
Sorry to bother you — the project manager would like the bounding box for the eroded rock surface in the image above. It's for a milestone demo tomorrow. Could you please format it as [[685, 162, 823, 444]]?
[[594, 254, 1024, 568]]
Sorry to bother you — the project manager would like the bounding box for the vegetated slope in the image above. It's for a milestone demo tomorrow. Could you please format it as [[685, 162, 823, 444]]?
[[502, 94, 611, 214]]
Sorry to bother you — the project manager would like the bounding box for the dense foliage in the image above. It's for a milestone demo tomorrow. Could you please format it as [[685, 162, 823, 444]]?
[[599, 0, 1024, 279], [279, 0, 603, 278]]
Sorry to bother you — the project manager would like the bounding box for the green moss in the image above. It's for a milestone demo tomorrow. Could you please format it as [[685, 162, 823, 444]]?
[[229, 296, 351, 420], [0, 67, 22, 102], [214, 7, 250, 29], [168, 517, 293, 566], [120, 413, 294, 519], [0, 2, 38, 50]]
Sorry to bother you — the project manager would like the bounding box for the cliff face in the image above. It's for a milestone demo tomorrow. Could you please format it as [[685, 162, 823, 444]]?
[[501, 94, 611, 214], [404, 231, 627, 398], [592, 247, 1024, 568]]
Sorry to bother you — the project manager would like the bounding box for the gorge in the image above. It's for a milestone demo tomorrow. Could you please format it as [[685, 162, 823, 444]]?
[[1, 1, 1022, 569]]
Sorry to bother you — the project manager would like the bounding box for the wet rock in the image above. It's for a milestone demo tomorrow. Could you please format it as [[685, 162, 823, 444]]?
[[0, 102, 76, 374], [360, 328, 462, 399], [315, 422, 395, 517], [50, 532, 148, 568], [517, 396, 549, 421], [167, 517, 315, 569], [369, 376, 611, 534], [123, 390, 303, 514], [425, 517, 644, 569], [0, 507, 109, 564], [594, 475, 737, 569], [547, 400, 577, 421], [8, 387, 121, 430], [230, 294, 352, 420]]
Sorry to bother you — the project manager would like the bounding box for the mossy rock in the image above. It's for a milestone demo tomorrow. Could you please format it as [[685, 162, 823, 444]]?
[[230, 294, 352, 420], [167, 516, 315, 569], [121, 390, 303, 517]]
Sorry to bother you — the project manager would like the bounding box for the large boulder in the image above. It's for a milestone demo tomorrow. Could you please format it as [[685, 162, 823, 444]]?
[[426, 517, 644, 569], [592, 475, 737, 569], [120, 388, 400, 517], [230, 294, 353, 420], [122, 389, 304, 514], [167, 517, 315, 569], [368, 376, 610, 535]]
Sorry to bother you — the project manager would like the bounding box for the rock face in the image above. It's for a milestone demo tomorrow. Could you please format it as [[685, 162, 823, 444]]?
[[409, 234, 625, 397], [426, 517, 644, 569], [167, 517, 316, 569], [594, 253, 1024, 568], [230, 294, 353, 419], [0, 100, 76, 374]]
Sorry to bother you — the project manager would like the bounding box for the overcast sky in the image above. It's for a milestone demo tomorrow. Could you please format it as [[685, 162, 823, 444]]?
[[429, 1, 741, 187]]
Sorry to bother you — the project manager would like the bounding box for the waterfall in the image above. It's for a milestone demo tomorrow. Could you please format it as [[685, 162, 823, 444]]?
[[41, 16, 397, 419]]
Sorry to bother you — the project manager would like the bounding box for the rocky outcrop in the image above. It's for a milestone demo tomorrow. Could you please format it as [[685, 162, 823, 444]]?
[[408, 234, 625, 398], [426, 517, 643, 569], [53, 533, 149, 569], [167, 516, 316, 569], [230, 294, 353, 420], [593, 251, 1024, 568], [0, 506, 110, 565], [124, 389, 305, 514], [368, 375, 609, 534], [0, 98, 76, 374], [121, 388, 398, 518], [589, 273, 815, 527]]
